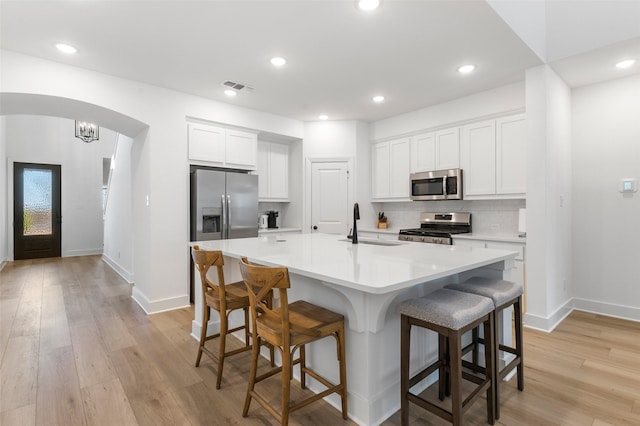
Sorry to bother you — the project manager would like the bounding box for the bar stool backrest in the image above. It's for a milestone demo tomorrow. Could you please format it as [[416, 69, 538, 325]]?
[[191, 245, 229, 311], [239, 257, 295, 345]]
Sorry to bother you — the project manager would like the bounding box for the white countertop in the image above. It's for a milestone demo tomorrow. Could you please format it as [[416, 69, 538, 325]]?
[[258, 227, 302, 234], [193, 233, 518, 295], [452, 233, 526, 244]]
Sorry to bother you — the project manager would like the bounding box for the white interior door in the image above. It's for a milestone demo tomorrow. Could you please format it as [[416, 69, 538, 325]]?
[[311, 161, 349, 235]]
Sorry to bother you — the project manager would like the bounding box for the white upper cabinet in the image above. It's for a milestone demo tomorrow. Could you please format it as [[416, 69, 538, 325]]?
[[372, 137, 411, 201], [435, 127, 460, 170], [257, 141, 289, 201], [410, 132, 435, 172], [188, 123, 226, 164], [461, 114, 526, 199], [461, 120, 496, 196], [410, 127, 459, 173], [496, 114, 526, 195], [188, 123, 257, 170]]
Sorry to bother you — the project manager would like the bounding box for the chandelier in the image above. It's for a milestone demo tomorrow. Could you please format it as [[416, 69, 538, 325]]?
[[75, 121, 99, 143]]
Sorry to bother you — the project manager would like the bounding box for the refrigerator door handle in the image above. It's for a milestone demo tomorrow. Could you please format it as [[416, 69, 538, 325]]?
[[227, 195, 231, 237], [221, 194, 227, 239]]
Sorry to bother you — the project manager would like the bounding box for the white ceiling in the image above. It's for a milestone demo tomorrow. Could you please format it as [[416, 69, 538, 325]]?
[[0, 1, 638, 123]]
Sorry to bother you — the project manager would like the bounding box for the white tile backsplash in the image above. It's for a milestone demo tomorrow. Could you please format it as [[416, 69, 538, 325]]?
[[372, 199, 525, 234]]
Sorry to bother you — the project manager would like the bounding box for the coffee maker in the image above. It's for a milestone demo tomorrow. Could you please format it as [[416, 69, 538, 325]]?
[[266, 210, 278, 229]]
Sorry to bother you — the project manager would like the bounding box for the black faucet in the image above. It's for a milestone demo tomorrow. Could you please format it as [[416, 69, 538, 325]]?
[[352, 202, 360, 244]]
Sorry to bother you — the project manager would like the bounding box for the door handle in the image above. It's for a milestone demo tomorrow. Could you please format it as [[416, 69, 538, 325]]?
[[227, 195, 231, 235], [313, 225, 318, 230], [442, 176, 448, 199], [221, 195, 227, 239]]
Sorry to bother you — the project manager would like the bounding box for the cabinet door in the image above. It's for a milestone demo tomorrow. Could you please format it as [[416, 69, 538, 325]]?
[[188, 124, 225, 164], [496, 115, 526, 195], [410, 133, 435, 173], [269, 143, 289, 200], [389, 138, 411, 198], [226, 130, 257, 169], [435, 127, 460, 170], [371, 142, 390, 199], [461, 120, 496, 196], [257, 141, 269, 199]]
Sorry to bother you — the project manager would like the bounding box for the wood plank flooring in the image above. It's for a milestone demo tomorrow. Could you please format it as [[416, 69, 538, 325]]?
[[1, 256, 639, 425]]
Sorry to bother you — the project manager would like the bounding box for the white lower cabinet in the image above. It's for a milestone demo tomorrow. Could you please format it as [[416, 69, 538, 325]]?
[[453, 238, 526, 309]]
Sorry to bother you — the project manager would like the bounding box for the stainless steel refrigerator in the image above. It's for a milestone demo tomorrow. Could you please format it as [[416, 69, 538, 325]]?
[[190, 167, 258, 300]]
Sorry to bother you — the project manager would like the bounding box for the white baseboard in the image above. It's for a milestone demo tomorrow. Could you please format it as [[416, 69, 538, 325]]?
[[572, 298, 640, 323], [64, 248, 104, 257], [102, 254, 134, 283], [524, 299, 573, 332], [131, 287, 190, 314]]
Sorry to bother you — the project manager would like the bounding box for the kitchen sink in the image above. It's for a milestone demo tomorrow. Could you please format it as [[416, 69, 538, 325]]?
[[339, 238, 404, 247]]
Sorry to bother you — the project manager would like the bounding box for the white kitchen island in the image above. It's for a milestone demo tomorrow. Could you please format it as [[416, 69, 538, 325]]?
[[191, 233, 518, 426]]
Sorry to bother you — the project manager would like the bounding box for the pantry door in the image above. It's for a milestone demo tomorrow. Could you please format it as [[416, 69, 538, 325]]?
[[13, 162, 62, 260], [310, 161, 350, 235]]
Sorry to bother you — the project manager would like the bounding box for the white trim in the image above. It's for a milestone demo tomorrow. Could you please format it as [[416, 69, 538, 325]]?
[[0, 260, 6, 271], [131, 287, 190, 314], [102, 254, 134, 283], [64, 248, 103, 257], [572, 298, 640, 323], [524, 299, 573, 332]]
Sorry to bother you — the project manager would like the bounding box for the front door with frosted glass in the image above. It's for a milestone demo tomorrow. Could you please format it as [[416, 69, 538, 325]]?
[[13, 163, 62, 260]]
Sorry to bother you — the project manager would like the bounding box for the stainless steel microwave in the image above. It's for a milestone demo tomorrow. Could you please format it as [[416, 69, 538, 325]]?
[[410, 169, 463, 201]]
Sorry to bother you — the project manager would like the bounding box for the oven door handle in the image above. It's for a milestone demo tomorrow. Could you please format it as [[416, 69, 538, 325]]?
[[442, 175, 448, 198]]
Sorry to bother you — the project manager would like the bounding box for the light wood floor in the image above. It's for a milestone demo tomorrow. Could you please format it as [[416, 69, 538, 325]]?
[[1, 256, 639, 425]]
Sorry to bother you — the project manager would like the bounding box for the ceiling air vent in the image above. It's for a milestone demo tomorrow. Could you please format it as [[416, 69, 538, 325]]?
[[222, 80, 254, 92]]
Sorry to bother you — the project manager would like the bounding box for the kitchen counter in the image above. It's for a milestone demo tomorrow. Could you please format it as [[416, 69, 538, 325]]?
[[194, 233, 517, 294], [358, 226, 402, 235], [257, 227, 302, 234], [191, 233, 517, 425], [453, 232, 526, 244]]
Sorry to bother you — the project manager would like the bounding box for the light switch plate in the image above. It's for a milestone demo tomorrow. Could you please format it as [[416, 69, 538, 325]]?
[[620, 178, 638, 193]]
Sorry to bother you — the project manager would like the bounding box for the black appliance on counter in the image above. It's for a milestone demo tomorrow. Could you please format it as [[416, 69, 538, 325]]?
[[266, 210, 279, 229], [398, 212, 471, 245]]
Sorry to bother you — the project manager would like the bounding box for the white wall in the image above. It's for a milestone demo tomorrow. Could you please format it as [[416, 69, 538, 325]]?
[[372, 82, 525, 141], [303, 120, 375, 231], [525, 65, 573, 330], [571, 74, 640, 320], [1, 49, 304, 314], [0, 117, 6, 264], [4, 115, 115, 258], [103, 133, 134, 282]]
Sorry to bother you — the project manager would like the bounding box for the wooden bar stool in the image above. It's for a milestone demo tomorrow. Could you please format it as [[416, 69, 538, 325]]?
[[191, 246, 274, 389], [445, 277, 524, 419], [400, 288, 495, 426], [238, 257, 348, 426]]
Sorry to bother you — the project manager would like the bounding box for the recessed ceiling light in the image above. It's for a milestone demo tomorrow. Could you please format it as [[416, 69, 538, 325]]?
[[457, 64, 476, 74], [270, 57, 287, 67], [372, 95, 385, 103], [358, 0, 380, 11], [55, 43, 77, 54], [318, 114, 329, 120], [224, 89, 237, 97], [615, 59, 636, 69]]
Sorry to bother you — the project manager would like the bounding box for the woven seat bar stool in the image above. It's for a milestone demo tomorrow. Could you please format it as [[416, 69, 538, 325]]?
[[400, 288, 496, 426], [445, 277, 524, 419], [239, 257, 348, 426], [191, 246, 274, 389]]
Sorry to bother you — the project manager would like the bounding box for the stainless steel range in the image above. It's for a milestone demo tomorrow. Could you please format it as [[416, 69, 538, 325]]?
[[398, 212, 471, 245]]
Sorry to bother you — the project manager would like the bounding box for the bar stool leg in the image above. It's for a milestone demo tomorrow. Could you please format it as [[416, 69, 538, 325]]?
[[338, 325, 348, 419], [450, 330, 463, 426], [438, 334, 447, 401], [515, 296, 524, 391], [216, 311, 229, 389], [300, 345, 306, 389], [195, 306, 210, 367], [400, 315, 411, 426], [485, 314, 496, 425]]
